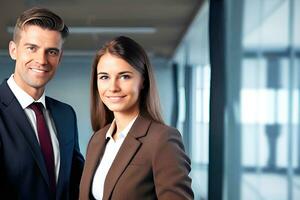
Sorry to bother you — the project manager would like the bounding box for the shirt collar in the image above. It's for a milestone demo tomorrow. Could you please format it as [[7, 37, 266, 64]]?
[[7, 74, 46, 109], [105, 115, 138, 140]]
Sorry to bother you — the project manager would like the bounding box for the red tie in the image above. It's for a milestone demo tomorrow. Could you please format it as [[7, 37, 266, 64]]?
[[29, 102, 56, 193]]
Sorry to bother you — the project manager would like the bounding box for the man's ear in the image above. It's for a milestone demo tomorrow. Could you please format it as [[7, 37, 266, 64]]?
[[59, 50, 63, 63], [9, 41, 17, 60]]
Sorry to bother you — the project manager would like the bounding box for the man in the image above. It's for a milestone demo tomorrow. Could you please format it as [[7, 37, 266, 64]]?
[[0, 7, 84, 199]]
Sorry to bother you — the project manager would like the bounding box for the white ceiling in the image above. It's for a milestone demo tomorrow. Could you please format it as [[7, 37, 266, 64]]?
[[0, 0, 204, 58]]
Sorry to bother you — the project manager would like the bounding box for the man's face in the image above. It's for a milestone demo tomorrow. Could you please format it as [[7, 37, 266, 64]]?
[[9, 25, 63, 99]]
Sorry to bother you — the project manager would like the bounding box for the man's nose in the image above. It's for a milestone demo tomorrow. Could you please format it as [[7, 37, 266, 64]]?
[[35, 51, 48, 65]]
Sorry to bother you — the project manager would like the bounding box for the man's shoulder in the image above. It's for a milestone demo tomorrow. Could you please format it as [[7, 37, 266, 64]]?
[[0, 79, 14, 106], [45, 96, 74, 112], [0, 79, 9, 93]]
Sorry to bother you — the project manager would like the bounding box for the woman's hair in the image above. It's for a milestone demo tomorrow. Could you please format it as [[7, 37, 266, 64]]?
[[13, 7, 69, 43], [90, 36, 164, 131]]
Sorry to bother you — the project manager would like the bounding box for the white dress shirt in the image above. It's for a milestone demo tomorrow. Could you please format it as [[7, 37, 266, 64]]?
[[92, 116, 138, 200], [7, 74, 60, 182]]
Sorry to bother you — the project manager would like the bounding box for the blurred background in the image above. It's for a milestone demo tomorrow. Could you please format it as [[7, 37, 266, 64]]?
[[1, 0, 299, 199]]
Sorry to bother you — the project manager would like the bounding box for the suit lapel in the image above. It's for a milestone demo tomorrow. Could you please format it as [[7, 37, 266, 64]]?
[[45, 98, 69, 193], [103, 116, 151, 200], [0, 81, 49, 185]]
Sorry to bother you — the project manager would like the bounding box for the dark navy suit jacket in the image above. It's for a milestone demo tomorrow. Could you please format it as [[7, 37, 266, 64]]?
[[0, 80, 84, 200]]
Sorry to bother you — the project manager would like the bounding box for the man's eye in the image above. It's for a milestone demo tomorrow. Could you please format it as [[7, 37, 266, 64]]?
[[48, 50, 58, 56], [27, 46, 36, 52]]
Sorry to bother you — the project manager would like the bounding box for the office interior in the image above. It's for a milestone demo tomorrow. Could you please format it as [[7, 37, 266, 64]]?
[[1, 0, 299, 199]]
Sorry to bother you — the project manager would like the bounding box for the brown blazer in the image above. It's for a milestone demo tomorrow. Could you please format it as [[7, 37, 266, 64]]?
[[79, 115, 194, 200]]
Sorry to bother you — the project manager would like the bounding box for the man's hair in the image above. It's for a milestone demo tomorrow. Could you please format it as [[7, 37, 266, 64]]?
[[13, 7, 69, 42]]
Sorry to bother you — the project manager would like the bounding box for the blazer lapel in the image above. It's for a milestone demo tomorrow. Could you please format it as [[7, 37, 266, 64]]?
[[0, 81, 49, 185], [88, 128, 109, 177], [45, 97, 73, 193], [81, 126, 109, 199], [103, 116, 152, 200]]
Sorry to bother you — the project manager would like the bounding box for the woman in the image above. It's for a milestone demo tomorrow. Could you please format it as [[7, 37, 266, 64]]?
[[79, 36, 194, 200]]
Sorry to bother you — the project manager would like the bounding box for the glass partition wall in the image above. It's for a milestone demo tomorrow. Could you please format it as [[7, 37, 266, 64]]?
[[224, 0, 300, 199]]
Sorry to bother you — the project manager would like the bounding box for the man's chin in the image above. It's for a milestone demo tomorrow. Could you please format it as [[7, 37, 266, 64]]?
[[28, 81, 48, 90]]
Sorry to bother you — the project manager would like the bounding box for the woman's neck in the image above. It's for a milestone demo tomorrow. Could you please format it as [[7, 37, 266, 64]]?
[[112, 112, 139, 140]]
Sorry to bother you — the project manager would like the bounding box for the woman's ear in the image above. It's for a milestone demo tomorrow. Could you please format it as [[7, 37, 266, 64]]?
[[140, 77, 145, 90]]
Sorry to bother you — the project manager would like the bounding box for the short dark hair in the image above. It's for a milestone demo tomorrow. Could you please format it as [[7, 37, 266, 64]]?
[[90, 36, 164, 131], [13, 7, 69, 42]]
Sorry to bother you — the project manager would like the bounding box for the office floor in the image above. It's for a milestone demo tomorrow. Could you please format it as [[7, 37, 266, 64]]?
[[191, 166, 300, 200], [242, 172, 300, 200]]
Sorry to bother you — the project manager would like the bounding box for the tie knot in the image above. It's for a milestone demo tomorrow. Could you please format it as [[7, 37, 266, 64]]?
[[28, 102, 44, 116]]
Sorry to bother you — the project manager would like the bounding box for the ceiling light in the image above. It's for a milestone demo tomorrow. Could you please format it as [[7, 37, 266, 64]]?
[[7, 26, 156, 34], [69, 27, 156, 34]]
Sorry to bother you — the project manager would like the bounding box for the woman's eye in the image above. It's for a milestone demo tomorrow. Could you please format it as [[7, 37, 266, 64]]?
[[99, 75, 109, 80], [120, 74, 130, 80]]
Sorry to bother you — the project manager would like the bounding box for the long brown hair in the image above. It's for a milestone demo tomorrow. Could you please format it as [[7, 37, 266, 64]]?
[[90, 36, 164, 131]]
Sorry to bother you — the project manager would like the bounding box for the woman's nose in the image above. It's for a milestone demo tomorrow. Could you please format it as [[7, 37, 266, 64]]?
[[108, 78, 120, 92]]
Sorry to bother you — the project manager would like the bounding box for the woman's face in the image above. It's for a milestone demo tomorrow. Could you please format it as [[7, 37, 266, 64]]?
[[97, 53, 143, 117]]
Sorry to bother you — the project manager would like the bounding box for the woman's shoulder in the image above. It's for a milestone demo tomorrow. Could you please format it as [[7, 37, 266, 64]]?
[[150, 120, 178, 133], [145, 119, 187, 158], [146, 118, 182, 140]]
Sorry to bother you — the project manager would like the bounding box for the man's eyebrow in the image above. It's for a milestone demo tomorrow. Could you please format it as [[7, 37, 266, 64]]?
[[24, 43, 38, 47], [23, 43, 60, 52], [47, 48, 60, 52]]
